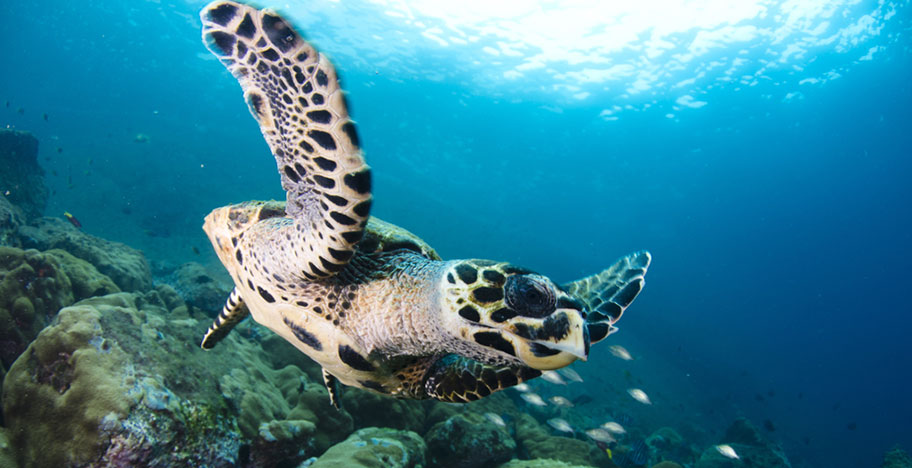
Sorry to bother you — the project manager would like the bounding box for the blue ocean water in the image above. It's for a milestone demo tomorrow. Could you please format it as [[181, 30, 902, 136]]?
[[1, 0, 910, 466]]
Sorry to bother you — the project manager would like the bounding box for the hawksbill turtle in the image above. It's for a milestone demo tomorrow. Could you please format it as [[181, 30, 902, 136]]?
[[198, 1, 651, 407]]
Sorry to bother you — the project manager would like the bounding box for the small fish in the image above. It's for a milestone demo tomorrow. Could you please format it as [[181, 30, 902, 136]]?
[[549, 396, 573, 407], [16, 107, 24, 115], [64, 212, 82, 228], [541, 370, 567, 385], [546, 418, 574, 434], [57, 147, 63, 153], [601, 421, 626, 434], [558, 367, 584, 383], [715, 444, 739, 459], [484, 412, 506, 427], [520, 392, 547, 406], [609, 345, 633, 360], [134, 133, 150, 143], [627, 388, 651, 405], [585, 428, 616, 443], [513, 383, 531, 392], [191, 246, 201, 255], [43, 113, 48, 121]]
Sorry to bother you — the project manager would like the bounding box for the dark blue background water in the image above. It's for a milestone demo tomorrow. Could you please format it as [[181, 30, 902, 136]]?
[[1, 1, 910, 466]]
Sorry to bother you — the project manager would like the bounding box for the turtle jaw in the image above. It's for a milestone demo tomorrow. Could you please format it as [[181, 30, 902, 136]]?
[[510, 308, 590, 370]]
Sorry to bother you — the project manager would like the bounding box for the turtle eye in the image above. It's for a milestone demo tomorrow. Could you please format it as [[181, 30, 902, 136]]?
[[505, 275, 555, 317]]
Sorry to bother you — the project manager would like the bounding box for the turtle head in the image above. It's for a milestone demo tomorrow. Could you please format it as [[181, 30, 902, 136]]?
[[203, 200, 287, 271], [439, 260, 589, 370]]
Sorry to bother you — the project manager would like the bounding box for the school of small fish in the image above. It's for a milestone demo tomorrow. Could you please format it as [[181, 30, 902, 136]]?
[[546, 418, 574, 434], [715, 444, 740, 459], [628, 388, 652, 405], [558, 367, 584, 383], [601, 421, 626, 434], [585, 428, 617, 444], [484, 412, 506, 427], [541, 370, 567, 385], [609, 345, 634, 360], [549, 396, 574, 407], [521, 392, 548, 407]]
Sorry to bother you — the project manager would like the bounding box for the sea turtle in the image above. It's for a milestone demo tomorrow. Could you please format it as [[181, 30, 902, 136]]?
[[198, 1, 651, 407]]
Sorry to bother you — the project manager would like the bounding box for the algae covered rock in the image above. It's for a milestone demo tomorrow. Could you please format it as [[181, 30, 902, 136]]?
[[426, 412, 516, 468], [0, 130, 47, 220], [18, 217, 152, 291], [882, 446, 912, 468], [43, 248, 120, 300], [2, 292, 241, 467], [219, 361, 353, 458], [514, 413, 606, 467], [0, 247, 75, 374], [0, 427, 19, 468], [345, 386, 429, 433], [694, 418, 791, 468], [310, 427, 426, 468], [0, 196, 24, 247], [167, 261, 231, 312], [646, 427, 694, 465], [498, 459, 597, 468]]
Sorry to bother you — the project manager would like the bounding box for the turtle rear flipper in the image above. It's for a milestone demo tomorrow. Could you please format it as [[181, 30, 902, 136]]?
[[563, 251, 651, 344], [201, 288, 250, 349], [201, 1, 371, 280]]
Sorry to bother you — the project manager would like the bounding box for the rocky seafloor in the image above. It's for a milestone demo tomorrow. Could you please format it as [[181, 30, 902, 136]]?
[[1, 128, 909, 468]]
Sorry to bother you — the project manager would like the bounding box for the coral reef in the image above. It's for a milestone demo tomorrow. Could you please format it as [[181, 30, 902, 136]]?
[[425, 412, 516, 468], [0, 291, 362, 467], [18, 218, 152, 291], [0, 247, 75, 380], [2, 293, 240, 467], [0, 196, 24, 247], [43, 249, 120, 300], [497, 459, 597, 468], [344, 387, 430, 433], [0, 130, 47, 220], [514, 413, 609, 467], [882, 446, 912, 468], [645, 426, 694, 466], [650, 462, 684, 468], [166, 261, 231, 312], [309, 427, 427, 468], [694, 418, 791, 468]]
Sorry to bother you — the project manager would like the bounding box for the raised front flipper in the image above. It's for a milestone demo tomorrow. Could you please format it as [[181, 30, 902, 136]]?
[[201, 2, 371, 280], [423, 354, 541, 403], [201, 288, 250, 349], [562, 251, 651, 344]]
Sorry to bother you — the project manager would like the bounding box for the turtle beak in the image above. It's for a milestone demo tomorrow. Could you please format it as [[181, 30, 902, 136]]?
[[534, 310, 589, 361], [513, 308, 589, 370]]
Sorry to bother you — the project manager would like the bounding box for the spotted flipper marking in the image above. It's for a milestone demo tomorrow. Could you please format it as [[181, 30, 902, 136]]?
[[322, 368, 342, 409], [423, 354, 541, 403], [201, 288, 250, 349], [562, 251, 651, 344], [201, 1, 371, 280]]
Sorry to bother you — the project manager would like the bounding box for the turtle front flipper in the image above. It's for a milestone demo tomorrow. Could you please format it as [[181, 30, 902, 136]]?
[[562, 251, 651, 344], [201, 288, 250, 349], [423, 354, 541, 403], [201, 2, 371, 280]]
